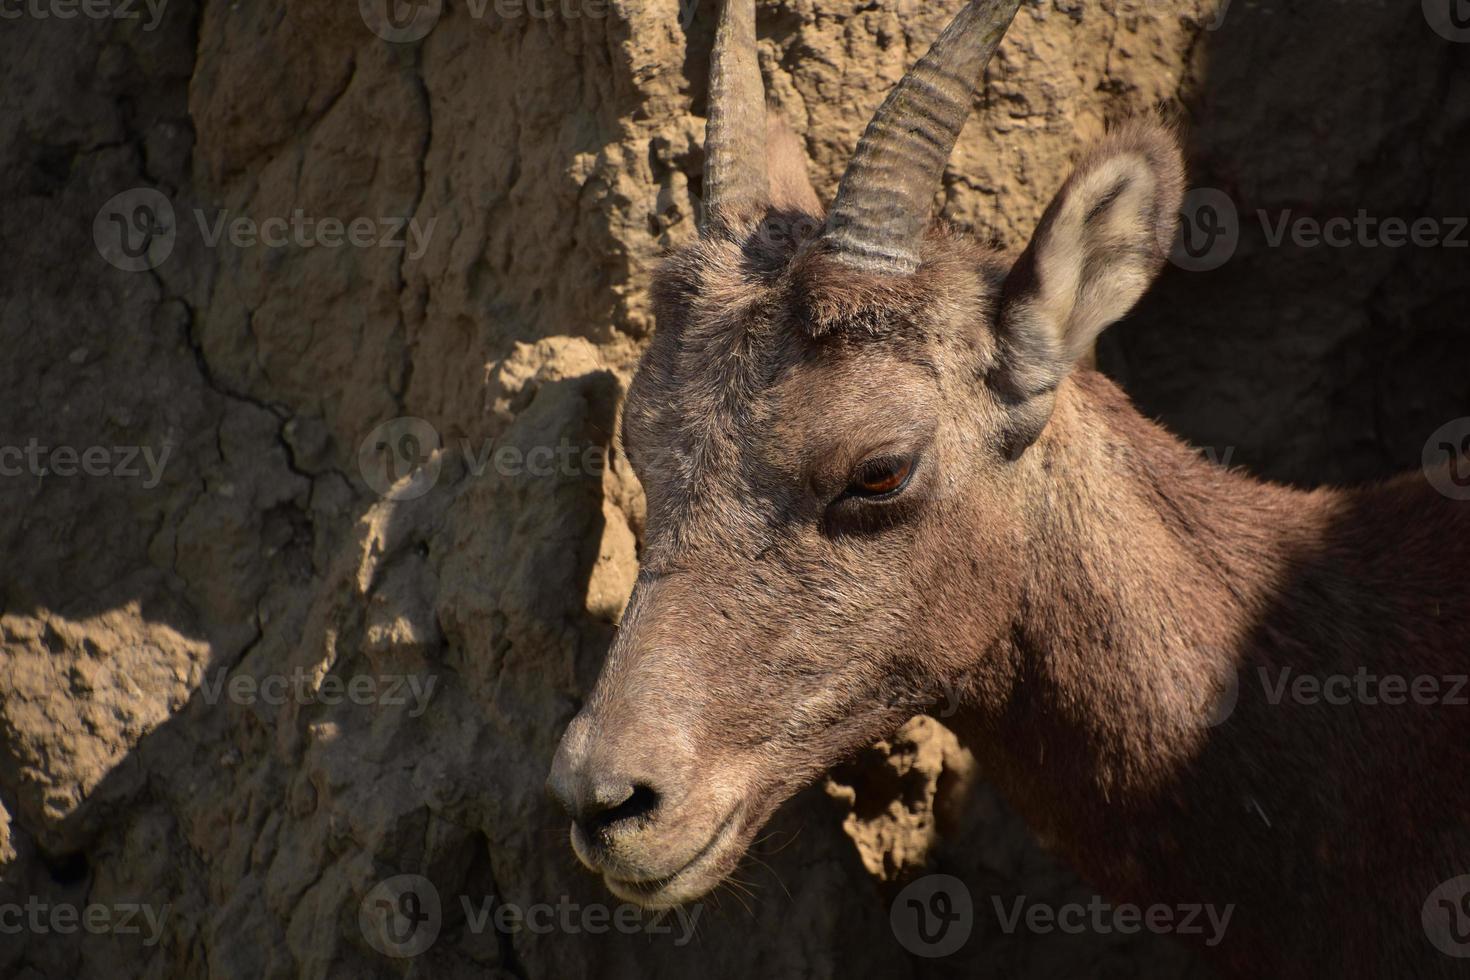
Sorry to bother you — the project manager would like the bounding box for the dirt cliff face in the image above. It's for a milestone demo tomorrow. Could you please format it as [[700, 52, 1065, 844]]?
[[2, 1, 1466, 977]]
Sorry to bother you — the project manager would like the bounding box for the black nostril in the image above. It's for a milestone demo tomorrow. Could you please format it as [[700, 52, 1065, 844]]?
[[577, 782, 661, 840], [603, 783, 660, 825]]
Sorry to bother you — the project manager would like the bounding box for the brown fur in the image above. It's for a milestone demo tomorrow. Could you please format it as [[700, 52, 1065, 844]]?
[[548, 114, 1470, 978]]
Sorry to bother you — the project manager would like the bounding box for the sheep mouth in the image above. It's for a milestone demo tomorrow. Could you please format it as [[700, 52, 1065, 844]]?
[[600, 808, 745, 909]]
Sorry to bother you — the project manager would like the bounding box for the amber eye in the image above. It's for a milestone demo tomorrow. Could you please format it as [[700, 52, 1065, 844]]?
[[848, 455, 915, 498]]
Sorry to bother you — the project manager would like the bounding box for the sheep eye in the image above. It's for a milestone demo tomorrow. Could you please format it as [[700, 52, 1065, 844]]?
[[847, 455, 915, 498]]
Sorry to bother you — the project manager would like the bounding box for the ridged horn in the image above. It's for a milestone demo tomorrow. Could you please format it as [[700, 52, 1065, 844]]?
[[823, 0, 1022, 274], [701, 0, 769, 234]]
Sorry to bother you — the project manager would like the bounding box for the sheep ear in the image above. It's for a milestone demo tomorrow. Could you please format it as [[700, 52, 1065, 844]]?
[[994, 122, 1184, 454], [765, 112, 821, 216]]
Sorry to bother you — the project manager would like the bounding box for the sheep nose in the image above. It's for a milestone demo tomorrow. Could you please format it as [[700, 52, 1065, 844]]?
[[547, 715, 664, 844], [552, 775, 662, 840]]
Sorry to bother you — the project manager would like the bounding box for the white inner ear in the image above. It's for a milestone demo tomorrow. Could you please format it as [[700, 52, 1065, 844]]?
[[1031, 152, 1160, 362]]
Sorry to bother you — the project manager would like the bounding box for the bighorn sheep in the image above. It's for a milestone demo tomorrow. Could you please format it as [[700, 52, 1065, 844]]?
[[548, 1, 1470, 975]]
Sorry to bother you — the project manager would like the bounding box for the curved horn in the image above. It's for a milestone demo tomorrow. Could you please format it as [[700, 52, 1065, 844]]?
[[701, 0, 769, 234], [823, 0, 1022, 274]]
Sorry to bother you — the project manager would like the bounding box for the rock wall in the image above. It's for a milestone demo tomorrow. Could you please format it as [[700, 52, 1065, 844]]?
[[1, 1, 1465, 977]]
